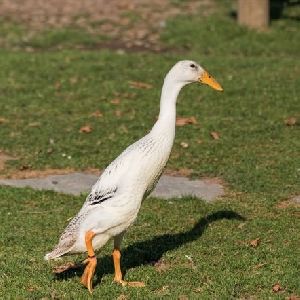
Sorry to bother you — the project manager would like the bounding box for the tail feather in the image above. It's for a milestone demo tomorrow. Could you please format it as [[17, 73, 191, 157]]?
[[45, 234, 76, 260], [44, 247, 70, 260]]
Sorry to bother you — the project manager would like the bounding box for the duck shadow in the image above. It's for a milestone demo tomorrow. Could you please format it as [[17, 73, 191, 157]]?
[[54, 210, 245, 286]]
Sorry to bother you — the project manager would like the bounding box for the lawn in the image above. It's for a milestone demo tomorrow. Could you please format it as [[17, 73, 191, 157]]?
[[0, 0, 299, 298]]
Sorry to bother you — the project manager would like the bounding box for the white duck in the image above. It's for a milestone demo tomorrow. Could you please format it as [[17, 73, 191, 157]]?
[[45, 60, 223, 293]]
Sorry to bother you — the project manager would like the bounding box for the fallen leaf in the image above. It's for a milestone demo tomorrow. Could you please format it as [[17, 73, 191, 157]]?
[[119, 124, 128, 133], [284, 117, 297, 126], [180, 142, 189, 148], [153, 259, 170, 273], [122, 92, 136, 99], [0, 117, 8, 124], [129, 81, 153, 89], [115, 110, 122, 117], [176, 116, 197, 126], [0, 152, 17, 171], [52, 262, 81, 274], [19, 165, 31, 171], [250, 238, 260, 248], [253, 262, 266, 270], [155, 285, 169, 295], [194, 287, 203, 293], [90, 110, 103, 118], [288, 294, 300, 300], [185, 254, 196, 270], [238, 222, 246, 229], [69, 77, 78, 85], [111, 98, 120, 105], [28, 122, 41, 127], [117, 294, 128, 300], [276, 198, 300, 209], [172, 168, 193, 177], [54, 81, 61, 90], [210, 131, 220, 140], [79, 125, 93, 133], [272, 283, 283, 293], [179, 295, 188, 300]]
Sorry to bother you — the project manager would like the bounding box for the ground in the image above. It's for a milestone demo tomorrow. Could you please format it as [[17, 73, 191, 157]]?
[[0, 0, 299, 299]]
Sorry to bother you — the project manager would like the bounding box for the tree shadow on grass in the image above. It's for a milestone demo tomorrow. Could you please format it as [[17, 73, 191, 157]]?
[[54, 210, 245, 287]]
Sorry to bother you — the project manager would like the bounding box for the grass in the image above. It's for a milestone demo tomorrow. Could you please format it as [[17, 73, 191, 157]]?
[[0, 187, 299, 299], [0, 1, 299, 298]]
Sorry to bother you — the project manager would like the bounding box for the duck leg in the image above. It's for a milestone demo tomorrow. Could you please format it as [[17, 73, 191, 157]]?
[[112, 234, 145, 287], [81, 231, 97, 293]]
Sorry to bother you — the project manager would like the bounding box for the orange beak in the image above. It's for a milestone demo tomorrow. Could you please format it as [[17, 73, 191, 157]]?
[[199, 71, 223, 91]]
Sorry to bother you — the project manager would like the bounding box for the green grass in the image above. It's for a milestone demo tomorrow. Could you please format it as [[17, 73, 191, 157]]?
[[0, 187, 299, 299], [0, 1, 299, 298]]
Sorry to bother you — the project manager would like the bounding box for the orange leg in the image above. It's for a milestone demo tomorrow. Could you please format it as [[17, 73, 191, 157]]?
[[112, 248, 145, 287], [80, 231, 97, 293]]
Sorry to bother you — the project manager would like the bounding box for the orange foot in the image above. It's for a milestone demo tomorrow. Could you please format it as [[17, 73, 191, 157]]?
[[81, 256, 97, 293]]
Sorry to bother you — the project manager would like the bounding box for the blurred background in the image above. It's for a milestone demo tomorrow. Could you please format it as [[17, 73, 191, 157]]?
[[0, 0, 299, 51]]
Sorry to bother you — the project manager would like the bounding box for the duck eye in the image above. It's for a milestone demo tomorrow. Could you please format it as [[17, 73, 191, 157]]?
[[190, 64, 196, 68]]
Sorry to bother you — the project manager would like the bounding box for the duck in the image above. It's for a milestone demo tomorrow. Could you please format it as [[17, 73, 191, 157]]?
[[45, 60, 223, 293]]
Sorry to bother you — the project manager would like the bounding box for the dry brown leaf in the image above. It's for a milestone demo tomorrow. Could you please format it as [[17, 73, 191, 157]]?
[[129, 81, 153, 89], [272, 283, 283, 293], [155, 285, 169, 295], [19, 165, 31, 171], [288, 294, 300, 300], [276, 198, 300, 209], [0, 117, 8, 124], [28, 122, 41, 127], [253, 262, 266, 270], [69, 77, 78, 85], [165, 168, 193, 177], [117, 294, 128, 300], [250, 238, 260, 248], [176, 116, 197, 126], [54, 81, 61, 90], [111, 98, 121, 105], [238, 222, 246, 229], [119, 124, 128, 133], [210, 131, 220, 140], [79, 125, 93, 133], [284, 117, 297, 126], [0, 152, 17, 171], [52, 262, 80, 274], [154, 259, 170, 273], [115, 110, 122, 117], [122, 92, 136, 99], [90, 110, 103, 118], [180, 142, 189, 148]]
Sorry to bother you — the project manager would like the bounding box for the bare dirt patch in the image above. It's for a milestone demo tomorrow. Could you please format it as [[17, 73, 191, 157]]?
[[0, 151, 17, 171], [276, 196, 300, 209], [0, 167, 100, 179], [0, 0, 214, 50]]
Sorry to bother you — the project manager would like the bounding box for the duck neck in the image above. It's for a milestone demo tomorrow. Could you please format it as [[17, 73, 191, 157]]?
[[151, 78, 185, 137]]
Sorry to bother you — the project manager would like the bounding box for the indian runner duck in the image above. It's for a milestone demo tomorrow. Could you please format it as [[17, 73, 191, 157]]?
[[45, 60, 223, 293]]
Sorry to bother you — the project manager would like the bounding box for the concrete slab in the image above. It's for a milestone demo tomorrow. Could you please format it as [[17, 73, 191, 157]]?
[[291, 195, 300, 204], [0, 172, 224, 202]]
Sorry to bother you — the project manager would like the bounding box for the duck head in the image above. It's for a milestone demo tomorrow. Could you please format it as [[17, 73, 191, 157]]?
[[165, 60, 223, 91]]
